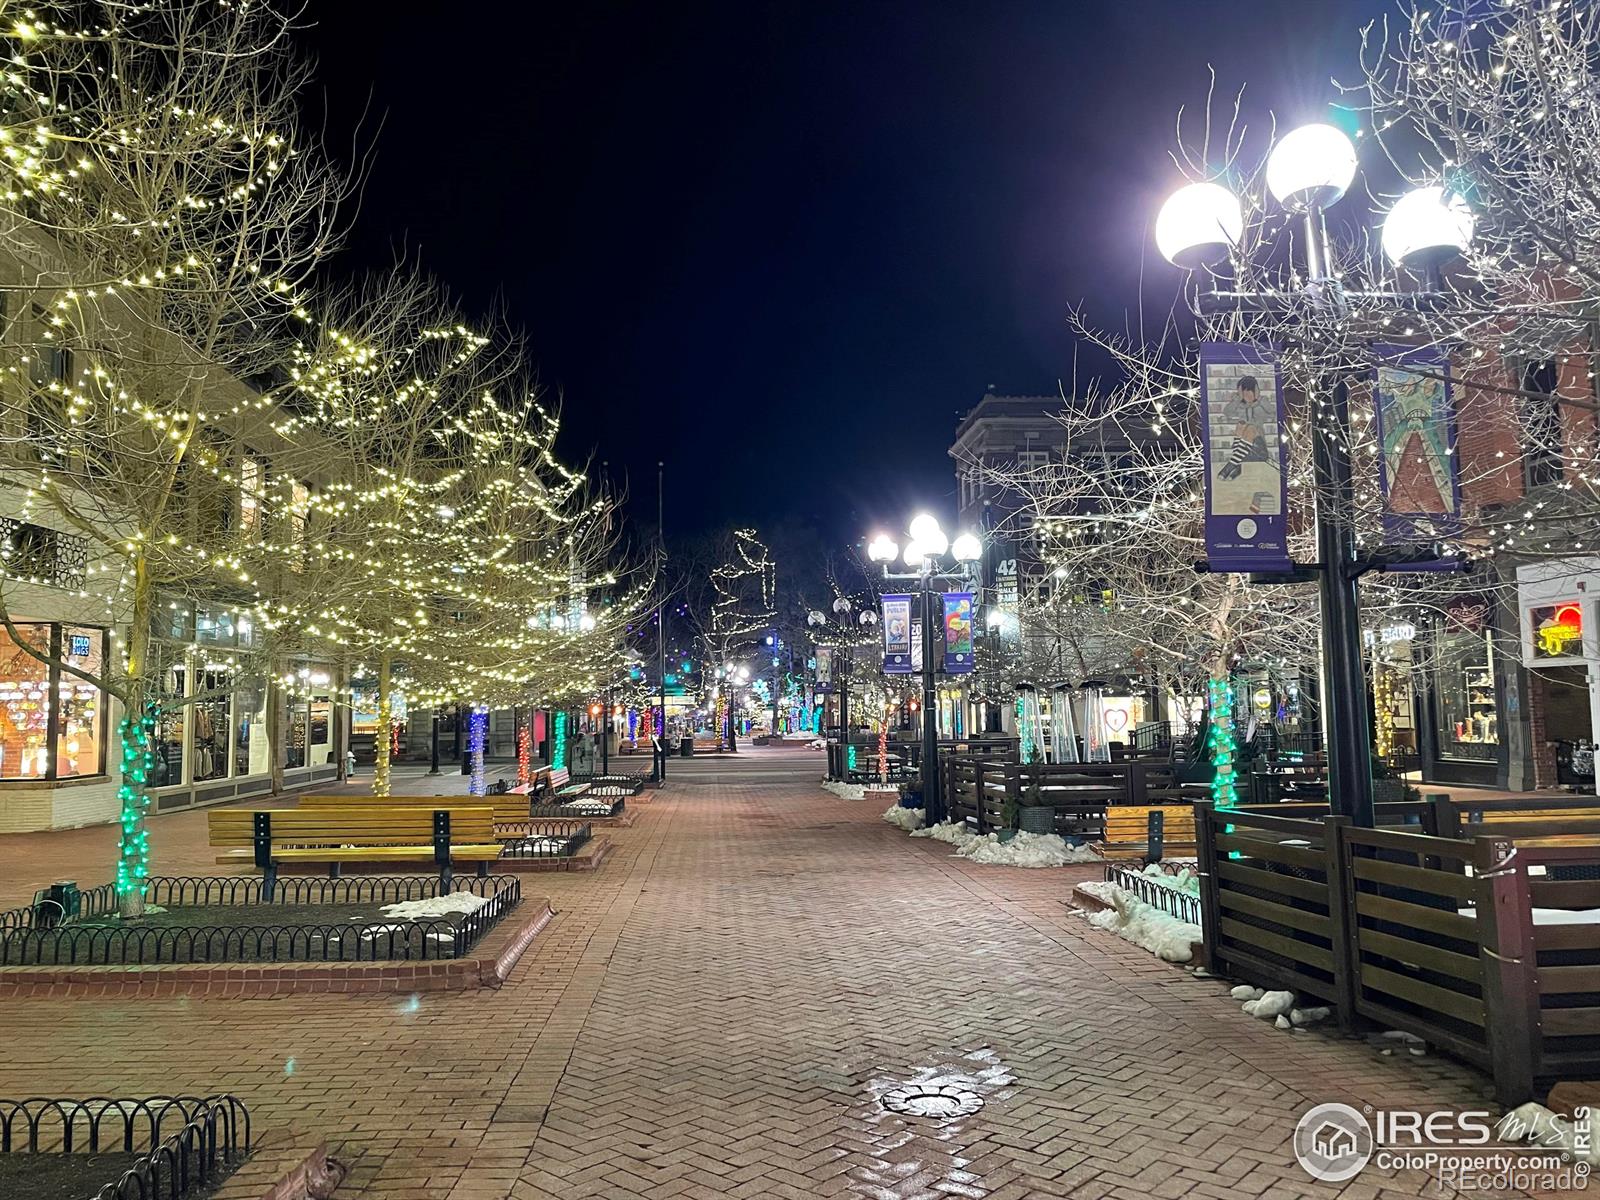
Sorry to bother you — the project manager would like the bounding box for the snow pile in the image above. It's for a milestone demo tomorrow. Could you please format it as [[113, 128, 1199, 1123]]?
[[882, 803, 925, 831], [823, 780, 867, 800], [910, 821, 980, 849], [959, 830, 1101, 867], [1501, 1103, 1600, 1167], [379, 892, 491, 921], [556, 799, 615, 815], [1079, 881, 1201, 962], [1138, 863, 1201, 896], [808, 738, 826, 750], [1227, 985, 1332, 1029]]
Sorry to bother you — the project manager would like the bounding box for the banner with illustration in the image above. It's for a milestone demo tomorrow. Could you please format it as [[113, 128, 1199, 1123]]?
[[881, 594, 913, 673], [814, 645, 834, 694], [943, 591, 974, 673], [1200, 342, 1291, 573], [1372, 345, 1461, 544]]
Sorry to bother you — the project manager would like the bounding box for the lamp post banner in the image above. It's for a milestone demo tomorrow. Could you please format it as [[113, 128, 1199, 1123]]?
[[1200, 342, 1291, 572], [1371, 344, 1461, 545], [815, 645, 834, 694], [943, 591, 974, 674], [881, 594, 914, 673]]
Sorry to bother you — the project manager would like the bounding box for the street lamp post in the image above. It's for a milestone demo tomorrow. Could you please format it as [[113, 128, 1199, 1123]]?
[[868, 517, 982, 823], [1156, 123, 1476, 828], [809, 597, 877, 780]]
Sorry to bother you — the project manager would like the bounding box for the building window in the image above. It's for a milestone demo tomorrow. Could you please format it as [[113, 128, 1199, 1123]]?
[[1520, 360, 1564, 490], [1437, 628, 1498, 762], [57, 626, 104, 777], [0, 518, 89, 590], [236, 682, 269, 776], [191, 663, 232, 782], [0, 622, 107, 780], [239, 455, 263, 540], [152, 649, 187, 788], [286, 666, 334, 769]]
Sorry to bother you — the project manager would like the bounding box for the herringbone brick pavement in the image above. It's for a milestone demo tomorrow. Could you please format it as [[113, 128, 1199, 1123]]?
[[0, 748, 1527, 1198]]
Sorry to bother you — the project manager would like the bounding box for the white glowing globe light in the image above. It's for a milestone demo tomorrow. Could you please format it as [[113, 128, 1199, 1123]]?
[[867, 533, 898, 562], [951, 532, 982, 562], [1266, 123, 1358, 211], [908, 513, 943, 543], [579, 613, 596, 632], [921, 526, 949, 556], [1155, 182, 1243, 269], [1382, 185, 1474, 267], [985, 608, 1004, 628], [903, 540, 928, 568]]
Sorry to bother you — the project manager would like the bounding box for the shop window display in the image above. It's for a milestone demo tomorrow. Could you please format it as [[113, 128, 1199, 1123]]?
[[56, 626, 103, 777], [0, 624, 52, 778], [191, 665, 231, 782], [0, 623, 108, 780], [1438, 629, 1499, 762], [236, 683, 268, 777], [152, 651, 187, 787]]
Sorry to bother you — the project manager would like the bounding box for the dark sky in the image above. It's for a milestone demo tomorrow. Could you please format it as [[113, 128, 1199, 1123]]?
[[303, 0, 1386, 545]]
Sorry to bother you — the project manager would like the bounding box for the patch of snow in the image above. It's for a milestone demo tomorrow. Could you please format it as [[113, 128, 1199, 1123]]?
[[882, 803, 925, 831], [1230, 985, 1265, 1002], [1458, 905, 1600, 926], [956, 831, 1101, 867], [1274, 1014, 1291, 1029], [1138, 864, 1201, 896], [824, 780, 867, 800], [1290, 1006, 1331, 1027], [1081, 883, 1202, 963], [1242, 990, 1296, 1020], [910, 820, 980, 849], [379, 893, 491, 921], [1502, 1103, 1600, 1168]]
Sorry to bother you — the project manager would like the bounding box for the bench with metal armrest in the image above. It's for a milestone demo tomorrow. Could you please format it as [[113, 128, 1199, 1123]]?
[[207, 805, 500, 895], [295, 792, 534, 828], [1096, 803, 1198, 862]]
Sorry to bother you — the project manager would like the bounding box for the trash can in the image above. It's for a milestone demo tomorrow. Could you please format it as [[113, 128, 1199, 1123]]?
[[679, 738, 692, 757]]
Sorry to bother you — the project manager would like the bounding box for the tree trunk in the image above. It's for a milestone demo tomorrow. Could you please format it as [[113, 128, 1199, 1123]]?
[[1207, 661, 1239, 807], [373, 650, 393, 796], [115, 553, 156, 918]]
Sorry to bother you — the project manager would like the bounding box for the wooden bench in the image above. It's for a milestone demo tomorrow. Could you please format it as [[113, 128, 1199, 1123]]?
[[541, 767, 590, 801], [207, 806, 501, 893], [297, 792, 533, 829], [1098, 803, 1197, 862]]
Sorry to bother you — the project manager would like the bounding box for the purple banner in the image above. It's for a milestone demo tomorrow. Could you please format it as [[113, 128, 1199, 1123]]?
[[943, 592, 974, 674], [881, 594, 913, 673], [1200, 342, 1290, 573], [1372, 344, 1461, 544]]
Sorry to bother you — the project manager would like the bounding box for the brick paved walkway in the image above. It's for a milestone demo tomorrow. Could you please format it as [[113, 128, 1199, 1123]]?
[[0, 747, 1526, 1198]]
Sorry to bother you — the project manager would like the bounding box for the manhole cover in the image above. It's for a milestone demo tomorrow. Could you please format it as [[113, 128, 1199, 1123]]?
[[880, 1084, 985, 1119]]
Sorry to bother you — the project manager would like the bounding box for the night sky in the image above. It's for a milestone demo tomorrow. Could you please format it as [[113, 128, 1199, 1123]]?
[[303, 1, 1385, 546]]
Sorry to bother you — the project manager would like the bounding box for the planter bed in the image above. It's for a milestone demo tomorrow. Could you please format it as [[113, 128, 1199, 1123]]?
[[0, 1095, 247, 1200]]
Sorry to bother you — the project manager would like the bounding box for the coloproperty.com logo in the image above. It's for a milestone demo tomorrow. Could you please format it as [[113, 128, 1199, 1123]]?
[[1293, 1102, 1595, 1192]]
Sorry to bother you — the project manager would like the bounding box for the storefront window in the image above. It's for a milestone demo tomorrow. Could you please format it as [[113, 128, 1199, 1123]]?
[[0, 624, 52, 779], [285, 665, 334, 768], [153, 650, 187, 788], [57, 627, 104, 777], [236, 683, 268, 776], [191, 664, 231, 782], [0, 623, 109, 781], [1438, 629, 1499, 761]]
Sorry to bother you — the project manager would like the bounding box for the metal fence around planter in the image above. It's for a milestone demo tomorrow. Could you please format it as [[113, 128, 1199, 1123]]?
[[527, 797, 624, 820], [0, 1094, 249, 1200], [1102, 863, 1201, 926], [1194, 800, 1600, 1103], [568, 772, 645, 796], [0, 875, 522, 966], [497, 821, 592, 859]]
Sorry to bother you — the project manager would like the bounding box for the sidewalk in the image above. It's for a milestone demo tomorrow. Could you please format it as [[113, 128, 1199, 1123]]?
[[0, 744, 1520, 1198]]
